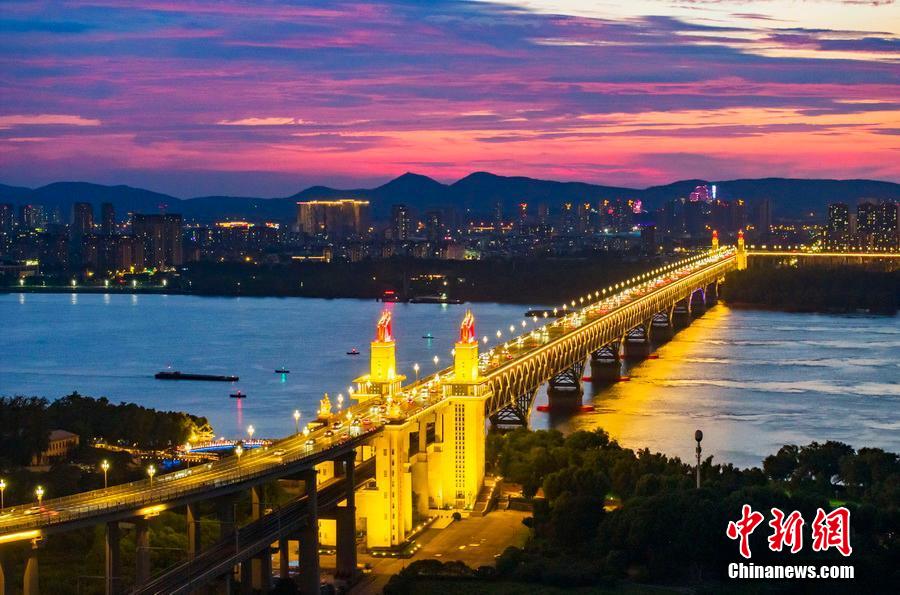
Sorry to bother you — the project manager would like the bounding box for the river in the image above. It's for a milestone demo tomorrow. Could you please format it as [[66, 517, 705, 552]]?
[[2, 293, 897, 468]]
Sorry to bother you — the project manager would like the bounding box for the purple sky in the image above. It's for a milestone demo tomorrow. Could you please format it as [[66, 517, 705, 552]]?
[[0, 0, 897, 196]]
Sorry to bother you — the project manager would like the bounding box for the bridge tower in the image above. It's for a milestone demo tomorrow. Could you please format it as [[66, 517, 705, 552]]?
[[711, 229, 719, 251], [737, 229, 747, 270], [440, 310, 489, 509], [353, 310, 405, 403]]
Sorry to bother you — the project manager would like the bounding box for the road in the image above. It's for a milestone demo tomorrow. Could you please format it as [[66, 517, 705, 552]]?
[[347, 510, 531, 595]]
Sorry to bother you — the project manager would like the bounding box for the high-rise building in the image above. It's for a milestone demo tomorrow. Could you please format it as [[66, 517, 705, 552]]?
[[689, 185, 711, 203], [132, 213, 183, 268], [296, 199, 370, 239], [856, 202, 878, 248], [72, 202, 94, 236], [101, 202, 116, 235], [874, 201, 898, 249], [424, 210, 444, 242], [826, 203, 851, 249], [753, 198, 773, 239], [0, 203, 13, 234], [19, 204, 46, 229], [391, 204, 410, 241]]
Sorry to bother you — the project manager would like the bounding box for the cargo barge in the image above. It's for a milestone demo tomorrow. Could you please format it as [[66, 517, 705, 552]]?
[[155, 371, 239, 382]]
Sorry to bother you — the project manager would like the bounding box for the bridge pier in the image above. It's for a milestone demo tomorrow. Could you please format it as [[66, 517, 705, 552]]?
[[590, 342, 622, 382], [23, 540, 39, 595], [239, 559, 253, 595], [335, 452, 358, 581], [278, 537, 290, 581], [216, 493, 238, 541], [705, 281, 720, 308], [672, 298, 692, 328], [546, 360, 585, 410], [690, 288, 707, 317], [186, 502, 201, 560], [105, 521, 121, 595], [651, 309, 674, 343], [135, 518, 151, 586], [623, 321, 652, 360], [298, 469, 320, 595]]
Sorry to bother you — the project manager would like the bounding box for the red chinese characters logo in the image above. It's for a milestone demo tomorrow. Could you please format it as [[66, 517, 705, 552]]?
[[768, 508, 804, 553], [726, 504, 765, 559], [811, 507, 853, 557], [727, 506, 852, 558]]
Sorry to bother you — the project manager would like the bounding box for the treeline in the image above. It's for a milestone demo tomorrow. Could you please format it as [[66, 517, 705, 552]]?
[[722, 266, 900, 314], [182, 256, 656, 304], [0, 392, 212, 467], [387, 429, 899, 593]]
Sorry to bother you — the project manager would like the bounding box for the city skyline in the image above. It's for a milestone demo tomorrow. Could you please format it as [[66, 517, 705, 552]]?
[[1, 0, 898, 196]]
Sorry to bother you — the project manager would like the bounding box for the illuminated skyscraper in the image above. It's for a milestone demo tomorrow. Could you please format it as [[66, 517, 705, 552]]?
[[826, 203, 851, 249], [296, 199, 370, 239], [132, 213, 183, 268], [72, 202, 94, 236], [390, 204, 410, 241], [101, 202, 116, 235]]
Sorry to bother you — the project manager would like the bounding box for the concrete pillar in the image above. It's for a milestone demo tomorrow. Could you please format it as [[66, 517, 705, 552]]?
[[135, 518, 151, 586], [278, 537, 290, 580], [22, 541, 39, 595], [105, 521, 121, 595], [298, 469, 319, 595], [250, 485, 265, 590], [253, 548, 271, 593], [186, 502, 201, 560], [0, 555, 5, 595], [250, 485, 263, 520], [336, 453, 357, 580], [239, 559, 253, 595], [590, 356, 621, 382], [216, 494, 237, 541]]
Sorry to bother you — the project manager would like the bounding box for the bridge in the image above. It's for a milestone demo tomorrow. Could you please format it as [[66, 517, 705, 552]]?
[[2, 235, 890, 594]]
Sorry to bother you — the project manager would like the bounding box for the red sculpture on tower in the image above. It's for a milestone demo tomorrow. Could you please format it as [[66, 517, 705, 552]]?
[[459, 309, 476, 344], [375, 311, 393, 343]]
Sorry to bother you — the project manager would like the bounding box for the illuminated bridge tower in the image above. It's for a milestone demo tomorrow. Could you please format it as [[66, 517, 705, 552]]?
[[737, 229, 747, 270], [440, 310, 489, 509], [712, 229, 719, 251], [353, 310, 405, 403]]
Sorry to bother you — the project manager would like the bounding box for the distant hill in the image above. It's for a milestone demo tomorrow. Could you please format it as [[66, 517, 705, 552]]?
[[1, 173, 897, 223]]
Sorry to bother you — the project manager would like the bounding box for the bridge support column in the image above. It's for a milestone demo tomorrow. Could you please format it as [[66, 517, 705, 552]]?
[[624, 322, 652, 360], [590, 342, 622, 382], [673, 298, 691, 328], [278, 537, 290, 580], [336, 452, 357, 581], [239, 559, 253, 595], [705, 282, 719, 308], [546, 359, 585, 411], [0, 555, 5, 595], [690, 288, 707, 317], [186, 502, 201, 560], [216, 494, 237, 541], [250, 486, 269, 591], [22, 540, 39, 595], [105, 521, 121, 595], [135, 518, 151, 586], [298, 469, 320, 595]]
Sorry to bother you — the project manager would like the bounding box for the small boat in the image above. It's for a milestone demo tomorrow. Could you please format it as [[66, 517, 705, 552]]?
[[229, 390, 247, 399], [347, 348, 360, 355], [422, 333, 434, 339], [275, 368, 290, 374]]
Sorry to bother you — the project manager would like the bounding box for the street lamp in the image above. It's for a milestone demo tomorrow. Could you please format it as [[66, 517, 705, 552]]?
[[147, 465, 156, 486], [101, 460, 110, 488], [694, 430, 703, 489], [35, 485, 44, 508], [0, 478, 6, 511], [337, 394, 344, 411], [247, 425, 255, 442], [293, 410, 301, 434], [184, 443, 192, 469], [235, 444, 244, 469], [433, 355, 439, 369], [413, 363, 420, 382]]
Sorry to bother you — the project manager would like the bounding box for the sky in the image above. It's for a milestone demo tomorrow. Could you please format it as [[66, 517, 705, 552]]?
[[0, 0, 898, 197]]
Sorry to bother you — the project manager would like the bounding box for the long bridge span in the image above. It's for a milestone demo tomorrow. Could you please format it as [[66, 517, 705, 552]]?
[[7, 238, 889, 594]]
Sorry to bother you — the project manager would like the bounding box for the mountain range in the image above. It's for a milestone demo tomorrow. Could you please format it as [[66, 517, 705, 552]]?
[[1, 172, 898, 223]]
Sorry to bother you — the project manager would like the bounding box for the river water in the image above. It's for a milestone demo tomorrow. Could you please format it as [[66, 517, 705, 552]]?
[[1, 293, 897, 468]]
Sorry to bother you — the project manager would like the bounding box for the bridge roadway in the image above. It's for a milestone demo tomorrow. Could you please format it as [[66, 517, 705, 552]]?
[[373, 247, 737, 427], [133, 458, 375, 595], [0, 411, 383, 540]]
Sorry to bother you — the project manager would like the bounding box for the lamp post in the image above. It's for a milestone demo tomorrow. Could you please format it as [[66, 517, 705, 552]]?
[[433, 355, 439, 370], [184, 443, 192, 469], [694, 429, 703, 489], [413, 363, 420, 382], [294, 410, 301, 434], [235, 444, 244, 470], [0, 478, 6, 511], [101, 460, 110, 488], [247, 425, 255, 442], [35, 485, 44, 508], [147, 465, 156, 487]]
